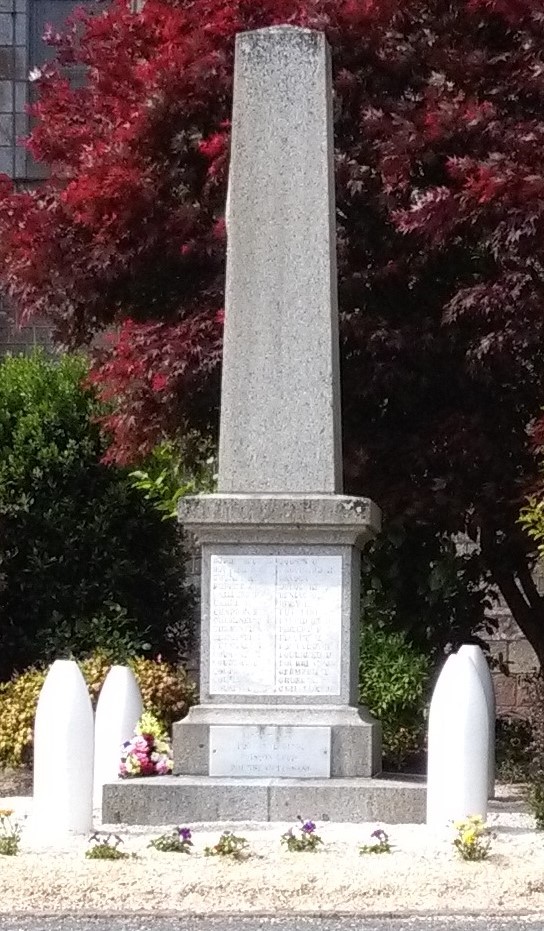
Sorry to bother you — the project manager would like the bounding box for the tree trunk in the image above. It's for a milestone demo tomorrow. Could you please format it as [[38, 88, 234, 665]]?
[[481, 525, 544, 670]]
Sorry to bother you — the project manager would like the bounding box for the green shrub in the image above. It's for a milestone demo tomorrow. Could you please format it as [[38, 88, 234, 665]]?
[[0, 350, 193, 678], [85, 844, 130, 861], [359, 625, 431, 770], [0, 652, 195, 768], [495, 716, 532, 783], [0, 810, 22, 856], [528, 781, 544, 831], [0, 668, 45, 768], [525, 673, 544, 827]]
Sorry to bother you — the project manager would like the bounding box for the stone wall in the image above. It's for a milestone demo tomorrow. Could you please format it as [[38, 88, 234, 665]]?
[[488, 605, 539, 720], [0, 0, 28, 181], [0, 296, 51, 354]]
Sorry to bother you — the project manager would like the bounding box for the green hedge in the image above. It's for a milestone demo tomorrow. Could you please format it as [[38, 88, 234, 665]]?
[[0, 350, 192, 679]]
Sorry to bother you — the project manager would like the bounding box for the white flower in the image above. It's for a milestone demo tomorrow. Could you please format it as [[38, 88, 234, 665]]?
[[29, 67, 42, 82]]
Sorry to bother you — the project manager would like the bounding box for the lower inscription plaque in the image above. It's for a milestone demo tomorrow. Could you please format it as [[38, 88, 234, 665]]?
[[209, 725, 331, 777], [209, 553, 343, 696]]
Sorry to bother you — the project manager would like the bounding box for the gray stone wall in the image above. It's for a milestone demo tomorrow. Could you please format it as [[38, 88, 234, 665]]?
[[0, 0, 28, 180], [488, 602, 539, 719], [0, 0, 102, 182], [0, 295, 51, 354]]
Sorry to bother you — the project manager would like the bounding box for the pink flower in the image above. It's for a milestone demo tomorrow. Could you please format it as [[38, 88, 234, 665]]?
[[139, 757, 155, 777]]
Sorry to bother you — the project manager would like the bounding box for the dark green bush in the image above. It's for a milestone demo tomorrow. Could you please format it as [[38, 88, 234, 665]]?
[[359, 624, 431, 770], [360, 521, 496, 660], [0, 350, 193, 679]]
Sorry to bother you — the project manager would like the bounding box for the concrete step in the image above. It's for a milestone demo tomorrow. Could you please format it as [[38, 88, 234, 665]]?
[[102, 774, 426, 825]]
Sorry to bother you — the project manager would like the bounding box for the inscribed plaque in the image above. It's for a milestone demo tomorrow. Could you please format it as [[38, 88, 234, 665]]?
[[209, 554, 342, 695], [209, 724, 331, 777]]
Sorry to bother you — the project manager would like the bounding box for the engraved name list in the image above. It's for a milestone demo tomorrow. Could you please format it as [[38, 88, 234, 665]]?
[[209, 554, 343, 696]]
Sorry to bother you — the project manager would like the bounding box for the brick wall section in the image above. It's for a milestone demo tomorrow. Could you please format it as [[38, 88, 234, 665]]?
[[453, 533, 540, 718], [488, 610, 539, 719], [0, 0, 28, 180], [0, 295, 52, 354], [486, 565, 544, 718]]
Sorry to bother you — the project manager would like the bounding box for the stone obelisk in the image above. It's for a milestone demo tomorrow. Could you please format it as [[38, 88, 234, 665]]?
[[171, 26, 382, 808]]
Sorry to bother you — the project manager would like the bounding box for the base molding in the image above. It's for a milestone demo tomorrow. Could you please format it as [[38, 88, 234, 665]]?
[[102, 774, 426, 825], [173, 705, 382, 778]]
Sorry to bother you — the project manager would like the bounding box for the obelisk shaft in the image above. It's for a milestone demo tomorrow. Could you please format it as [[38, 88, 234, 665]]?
[[218, 27, 342, 495]]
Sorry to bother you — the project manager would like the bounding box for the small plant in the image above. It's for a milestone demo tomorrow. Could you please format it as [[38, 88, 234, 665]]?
[[120, 711, 173, 777], [528, 781, 544, 831], [0, 809, 22, 856], [452, 815, 492, 861], [204, 830, 249, 860], [359, 828, 392, 855], [149, 826, 193, 853], [496, 716, 532, 783], [524, 673, 544, 829], [85, 832, 130, 860], [280, 816, 323, 852]]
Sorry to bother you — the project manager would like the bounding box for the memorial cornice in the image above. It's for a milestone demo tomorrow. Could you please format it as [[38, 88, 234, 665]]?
[[177, 493, 381, 546]]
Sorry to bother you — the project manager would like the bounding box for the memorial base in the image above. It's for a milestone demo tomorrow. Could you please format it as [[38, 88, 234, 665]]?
[[173, 704, 381, 778], [176, 492, 383, 784], [102, 774, 426, 825]]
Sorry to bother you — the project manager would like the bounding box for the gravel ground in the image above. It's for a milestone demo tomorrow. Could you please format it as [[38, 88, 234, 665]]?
[[0, 789, 543, 916], [3, 919, 544, 931]]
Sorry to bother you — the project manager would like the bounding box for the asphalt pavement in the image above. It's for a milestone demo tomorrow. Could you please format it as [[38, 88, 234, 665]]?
[[1, 915, 544, 931]]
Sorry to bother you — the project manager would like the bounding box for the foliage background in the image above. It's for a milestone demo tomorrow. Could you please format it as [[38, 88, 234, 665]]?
[[0, 351, 194, 681], [1, 0, 544, 661]]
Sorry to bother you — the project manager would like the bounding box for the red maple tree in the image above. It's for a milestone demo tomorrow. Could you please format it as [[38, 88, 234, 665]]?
[[2, 0, 544, 659]]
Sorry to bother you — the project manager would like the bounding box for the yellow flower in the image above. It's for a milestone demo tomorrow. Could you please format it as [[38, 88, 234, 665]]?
[[462, 830, 476, 845], [468, 815, 484, 826], [0, 809, 13, 819]]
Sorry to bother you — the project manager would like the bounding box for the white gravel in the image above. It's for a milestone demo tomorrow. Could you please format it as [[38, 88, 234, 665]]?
[[1, 790, 543, 916]]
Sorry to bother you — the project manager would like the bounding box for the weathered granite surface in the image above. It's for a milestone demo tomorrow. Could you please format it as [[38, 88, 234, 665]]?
[[218, 27, 341, 496], [173, 27, 381, 788], [103, 775, 426, 825]]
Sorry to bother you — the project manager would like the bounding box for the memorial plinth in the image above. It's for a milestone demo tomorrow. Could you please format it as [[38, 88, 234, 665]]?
[[174, 492, 381, 783]]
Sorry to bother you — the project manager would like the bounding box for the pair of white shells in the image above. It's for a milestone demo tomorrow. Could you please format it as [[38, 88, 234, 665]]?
[[33, 660, 143, 836]]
